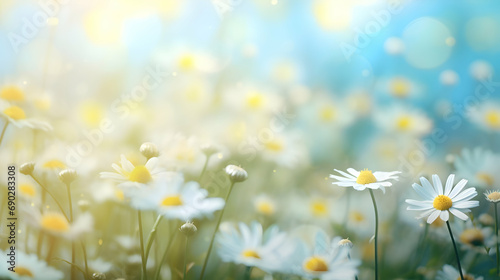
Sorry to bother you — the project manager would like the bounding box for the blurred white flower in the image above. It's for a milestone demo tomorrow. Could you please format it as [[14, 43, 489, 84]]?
[[0, 250, 64, 280], [374, 105, 433, 136], [0, 101, 52, 131], [100, 154, 165, 188], [454, 147, 500, 188], [468, 102, 500, 132], [436, 264, 483, 280]]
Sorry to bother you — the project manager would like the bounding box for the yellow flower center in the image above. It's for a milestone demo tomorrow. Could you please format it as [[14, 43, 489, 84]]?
[[115, 189, 125, 201], [459, 228, 484, 247], [178, 55, 195, 70], [14, 266, 33, 277], [19, 184, 36, 197], [43, 159, 66, 169], [350, 211, 365, 222], [487, 191, 500, 202], [476, 172, 494, 186], [303, 256, 329, 272], [128, 165, 152, 183], [433, 195, 453, 210], [1, 86, 25, 101], [241, 249, 261, 259], [390, 78, 409, 97], [264, 139, 284, 152], [246, 93, 264, 109], [256, 201, 275, 215], [4, 105, 26, 120], [396, 116, 412, 130], [40, 213, 70, 233], [319, 106, 336, 122], [311, 200, 328, 217], [356, 170, 377, 185], [161, 195, 183, 206], [485, 111, 500, 128]]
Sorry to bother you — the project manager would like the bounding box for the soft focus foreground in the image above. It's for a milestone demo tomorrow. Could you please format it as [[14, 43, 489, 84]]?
[[1, 0, 500, 279]]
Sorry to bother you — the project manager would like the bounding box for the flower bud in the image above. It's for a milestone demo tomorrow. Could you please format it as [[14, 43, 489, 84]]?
[[338, 238, 353, 248], [20, 162, 35, 175], [225, 165, 248, 183], [140, 142, 159, 159], [58, 169, 77, 184], [179, 222, 197, 237]]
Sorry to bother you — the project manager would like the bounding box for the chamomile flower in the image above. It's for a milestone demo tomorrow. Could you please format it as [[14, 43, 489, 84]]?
[[26, 211, 94, 240], [456, 220, 494, 253], [406, 174, 479, 224], [436, 264, 484, 280], [216, 221, 291, 272], [290, 231, 359, 279], [374, 105, 432, 136], [454, 147, 500, 188], [100, 154, 165, 188], [0, 85, 25, 102], [0, 250, 64, 280], [129, 172, 224, 220], [468, 102, 500, 132], [330, 168, 401, 193], [0, 101, 52, 131], [485, 190, 500, 203]]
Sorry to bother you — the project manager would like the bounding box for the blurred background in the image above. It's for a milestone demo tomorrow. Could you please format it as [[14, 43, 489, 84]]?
[[1, 0, 500, 279]]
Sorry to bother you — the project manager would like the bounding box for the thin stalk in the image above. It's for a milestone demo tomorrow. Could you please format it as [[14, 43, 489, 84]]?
[[198, 154, 211, 181], [199, 181, 236, 280], [81, 241, 90, 280], [30, 175, 69, 221], [45, 236, 57, 263], [66, 182, 75, 280], [144, 215, 163, 266], [446, 221, 464, 280], [183, 236, 189, 279], [347, 253, 358, 280], [244, 266, 252, 280], [138, 211, 147, 280], [0, 121, 8, 147], [368, 189, 379, 280], [154, 224, 178, 279], [494, 203, 499, 276]]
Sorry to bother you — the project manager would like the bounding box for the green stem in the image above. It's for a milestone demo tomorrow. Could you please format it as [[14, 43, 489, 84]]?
[[144, 215, 163, 266], [155, 224, 178, 279], [30, 175, 69, 221], [138, 211, 147, 280], [495, 203, 499, 276], [66, 183, 75, 280], [0, 121, 8, 147], [199, 181, 236, 280], [368, 189, 379, 280], [81, 241, 89, 280], [198, 154, 211, 181], [244, 266, 252, 280], [446, 221, 464, 280], [183, 236, 189, 279]]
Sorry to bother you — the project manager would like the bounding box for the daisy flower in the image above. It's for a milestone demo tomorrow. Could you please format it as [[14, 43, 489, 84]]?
[[0, 250, 64, 280], [0, 101, 52, 131], [468, 102, 500, 132], [330, 168, 401, 193], [374, 105, 432, 136], [129, 172, 224, 220], [26, 211, 94, 240], [290, 231, 359, 280], [454, 147, 500, 188], [406, 174, 479, 224], [100, 154, 165, 188], [216, 221, 292, 273], [436, 264, 483, 280]]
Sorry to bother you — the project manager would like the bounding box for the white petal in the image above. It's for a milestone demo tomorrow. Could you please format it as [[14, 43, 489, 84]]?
[[452, 188, 477, 202], [412, 183, 434, 200], [420, 177, 438, 197], [416, 208, 436, 220], [407, 204, 433, 211], [427, 210, 440, 224], [449, 208, 469, 220], [432, 174, 443, 195], [329, 174, 354, 182], [444, 174, 454, 196], [452, 200, 479, 209], [352, 184, 366, 191], [332, 182, 356, 187], [449, 179, 468, 199], [121, 155, 135, 172], [439, 210, 449, 221], [373, 171, 401, 181], [405, 199, 431, 207], [334, 169, 356, 179], [346, 168, 360, 177]]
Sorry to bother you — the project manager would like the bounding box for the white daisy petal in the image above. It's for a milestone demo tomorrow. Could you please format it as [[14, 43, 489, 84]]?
[[334, 169, 356, 179], [452, 187, 477, 202], [329, 174, 354, 182], [432, 174, 443, 195], [444, 174, 454, 196], [439, 210, 449, 221], [427, 210, 440, 224], [448, 179, 468, 199], [412, 183, 434, 200], [449, 208, 469, 220], [452, 200, 479, 209], [420, 177, 438, 197], [346, 168, 360, 177]]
